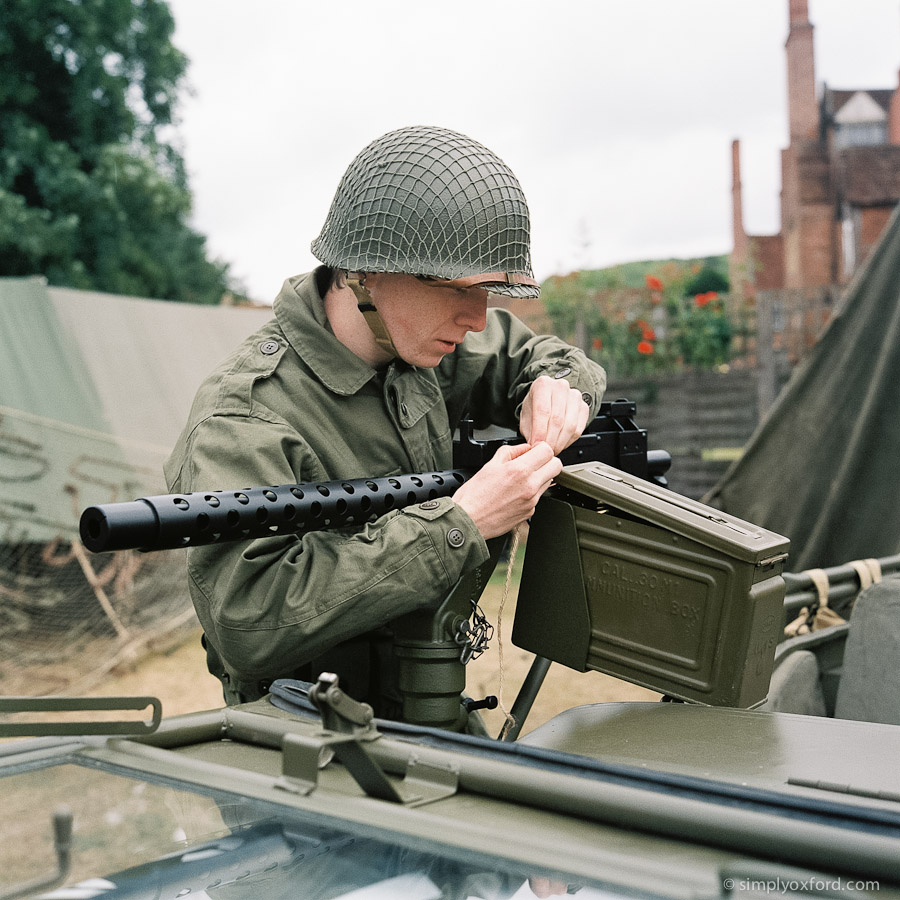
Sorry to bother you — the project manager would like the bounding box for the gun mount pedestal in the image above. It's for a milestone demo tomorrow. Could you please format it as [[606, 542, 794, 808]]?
[[392, 538, 507, 731]]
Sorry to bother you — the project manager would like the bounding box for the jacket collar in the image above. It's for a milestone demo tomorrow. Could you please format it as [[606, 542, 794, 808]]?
[[274, 270, 379, 396], [272, 270, 440, 420]]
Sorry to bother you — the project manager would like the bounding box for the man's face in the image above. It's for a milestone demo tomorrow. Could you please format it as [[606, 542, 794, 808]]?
[[365, 274, 489, 367]]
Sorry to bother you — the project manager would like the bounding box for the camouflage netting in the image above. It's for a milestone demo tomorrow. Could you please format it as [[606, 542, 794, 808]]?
[[0, 540, 194, 695], [0, 408, 196, 695], [311, 125, 539, 298]]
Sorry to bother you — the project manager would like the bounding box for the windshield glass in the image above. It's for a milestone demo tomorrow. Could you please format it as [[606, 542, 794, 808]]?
[[2, 759, 630, 900]]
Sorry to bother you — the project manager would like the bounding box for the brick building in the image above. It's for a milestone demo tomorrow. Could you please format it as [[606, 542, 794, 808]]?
[[731, 0, 900, 294]]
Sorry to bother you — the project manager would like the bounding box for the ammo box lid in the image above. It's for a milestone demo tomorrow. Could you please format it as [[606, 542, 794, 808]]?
[[556, 462, 790, 566]]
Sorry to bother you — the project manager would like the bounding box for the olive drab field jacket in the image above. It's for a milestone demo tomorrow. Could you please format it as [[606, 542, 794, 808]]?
[[164, 268, 607, 713]]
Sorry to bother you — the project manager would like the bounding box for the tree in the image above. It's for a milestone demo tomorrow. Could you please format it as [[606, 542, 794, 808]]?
[[683, 261, 730, 297], [0, 0, 231, 303]]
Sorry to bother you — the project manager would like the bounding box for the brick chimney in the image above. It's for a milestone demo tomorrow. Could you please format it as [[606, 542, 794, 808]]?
[[731, 140, 748, 260], [786, 0, 818, 141], [730, 139, 752, 295], [891, 69, 900, 144]]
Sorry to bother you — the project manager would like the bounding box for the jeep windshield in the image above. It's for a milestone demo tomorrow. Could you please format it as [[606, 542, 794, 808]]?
[[2, 759, 619, 900]]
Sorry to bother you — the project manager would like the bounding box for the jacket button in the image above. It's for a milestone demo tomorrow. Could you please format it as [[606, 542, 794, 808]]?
[[447, 528, 465, 548], [554, 367, 572, 379], [581, 392, 593, 406], [260, 339, 280, 355], [419, 500, 440, 510]]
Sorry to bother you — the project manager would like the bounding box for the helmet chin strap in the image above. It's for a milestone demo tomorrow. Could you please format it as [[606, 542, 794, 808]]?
[[346, 274, 399, 359]]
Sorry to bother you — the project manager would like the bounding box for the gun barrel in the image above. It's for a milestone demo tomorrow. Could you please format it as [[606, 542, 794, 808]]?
[[80, 470, 470, 554]]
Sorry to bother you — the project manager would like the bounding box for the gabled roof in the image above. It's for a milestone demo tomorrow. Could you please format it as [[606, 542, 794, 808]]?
[[833, 90, 889, 124], [826, 87, 894, 118]]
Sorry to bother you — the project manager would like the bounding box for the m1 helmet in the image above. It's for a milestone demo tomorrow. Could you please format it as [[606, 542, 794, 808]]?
[[311, 125, 539, 298]]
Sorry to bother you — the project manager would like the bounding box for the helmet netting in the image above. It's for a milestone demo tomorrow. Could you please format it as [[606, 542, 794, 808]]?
[[311, 126, 538, 298]]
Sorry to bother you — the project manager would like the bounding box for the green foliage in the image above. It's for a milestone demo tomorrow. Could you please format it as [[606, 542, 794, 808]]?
[[674, 296, 733, 368], [587, 255, 728, 291], [541, 256, 741, 376], [541, 270, 620, 338], [683, 263, 730, 297], [0, 0, 231, 303]]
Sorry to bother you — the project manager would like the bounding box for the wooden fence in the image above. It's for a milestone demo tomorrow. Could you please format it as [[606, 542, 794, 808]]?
[[601, 287, 838, 499], [607, 370, 762, 500]]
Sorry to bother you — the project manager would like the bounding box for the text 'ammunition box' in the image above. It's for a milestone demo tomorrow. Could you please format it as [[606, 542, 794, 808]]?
[[513, 463, 791, 708]]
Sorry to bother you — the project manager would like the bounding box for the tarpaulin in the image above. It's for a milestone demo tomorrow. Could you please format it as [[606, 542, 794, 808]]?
[[707, 205, 900, 569], [0, 277, 272, 539]]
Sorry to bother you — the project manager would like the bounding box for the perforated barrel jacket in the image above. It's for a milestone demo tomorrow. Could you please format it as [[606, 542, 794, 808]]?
[[164, 268, 607, 714]]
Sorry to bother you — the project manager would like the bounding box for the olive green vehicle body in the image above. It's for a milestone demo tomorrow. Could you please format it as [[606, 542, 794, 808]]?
[[3, 666, 900, 898], [3, 466, 900, 898]]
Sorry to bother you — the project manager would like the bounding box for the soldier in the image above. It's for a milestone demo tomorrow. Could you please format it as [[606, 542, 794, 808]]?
[[165, 125, 607, 720]]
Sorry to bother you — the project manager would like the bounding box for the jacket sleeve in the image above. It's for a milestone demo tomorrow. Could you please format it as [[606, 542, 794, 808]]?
[[437, 307, 607, 432], [167, 412, 489, 683]]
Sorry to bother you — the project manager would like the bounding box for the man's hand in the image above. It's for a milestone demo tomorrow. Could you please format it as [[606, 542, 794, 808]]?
[[519, 375, 590, 454], [527, 876, 570, 897], [453, 442, 562, 540]]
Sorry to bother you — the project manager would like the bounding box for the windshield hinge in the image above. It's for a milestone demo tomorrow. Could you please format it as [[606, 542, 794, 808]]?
[[276, 673, 458, 807]]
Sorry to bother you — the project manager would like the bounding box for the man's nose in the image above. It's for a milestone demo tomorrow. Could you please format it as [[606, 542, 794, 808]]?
[[456, 295, 488, 332]]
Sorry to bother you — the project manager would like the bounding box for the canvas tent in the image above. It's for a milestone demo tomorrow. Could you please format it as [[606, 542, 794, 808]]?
[[1, 277, 273, 542], [707, 204, 900, 570], [0, 277, 274, 692]]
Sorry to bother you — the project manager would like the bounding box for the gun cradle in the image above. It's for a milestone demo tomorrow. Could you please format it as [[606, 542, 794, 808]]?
[[513, 462, 791, 709]]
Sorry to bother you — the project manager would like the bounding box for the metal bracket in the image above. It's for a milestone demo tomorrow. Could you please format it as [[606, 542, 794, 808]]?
[[402, 752, 460, 806], [277, 674, 459, 806], [0, 696, 161, 737]]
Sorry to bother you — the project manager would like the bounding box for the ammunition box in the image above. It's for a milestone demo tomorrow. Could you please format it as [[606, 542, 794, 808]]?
[[513, 462, 790, 708]]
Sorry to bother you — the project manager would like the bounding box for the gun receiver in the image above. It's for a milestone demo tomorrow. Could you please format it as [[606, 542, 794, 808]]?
[[455, 399, 670, 483], [79, 401, 671, 555]]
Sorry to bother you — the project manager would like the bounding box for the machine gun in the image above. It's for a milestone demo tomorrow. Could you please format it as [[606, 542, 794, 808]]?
[[79, 401, 789, 737], [79, 401, 669, 555]]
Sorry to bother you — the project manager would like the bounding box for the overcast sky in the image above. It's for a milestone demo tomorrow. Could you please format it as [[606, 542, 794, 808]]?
[[167, 0, 900, 302]]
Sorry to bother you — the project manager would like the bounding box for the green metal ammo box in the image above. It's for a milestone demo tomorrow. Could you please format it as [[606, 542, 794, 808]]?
[[512, 462, 791, 708]]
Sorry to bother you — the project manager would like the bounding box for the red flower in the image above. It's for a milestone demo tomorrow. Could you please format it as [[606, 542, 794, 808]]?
[[592, 337, 603, 350], [641, 327, 656, 341], [695, 292, 711, 307], [637, 340, 654, 355], [645, 275, 663, 292]]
